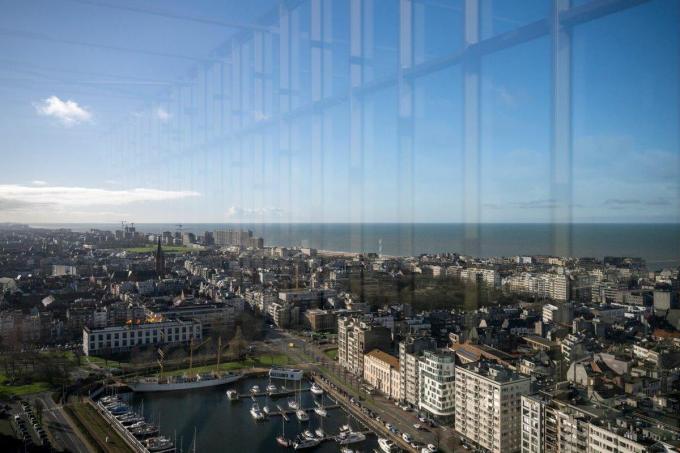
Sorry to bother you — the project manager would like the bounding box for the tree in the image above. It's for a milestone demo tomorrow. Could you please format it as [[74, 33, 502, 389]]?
[[228, 327, 247, 360]]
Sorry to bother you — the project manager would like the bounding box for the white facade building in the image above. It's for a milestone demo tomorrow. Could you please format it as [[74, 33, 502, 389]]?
[[418, 350, 456, 424], [83, 319, 202, 356], [455, 362, 531, 453]]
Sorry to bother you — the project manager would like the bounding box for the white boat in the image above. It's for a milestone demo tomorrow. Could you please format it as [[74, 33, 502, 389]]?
[[128, 372, 241, 392], [310, 383, 323, 395], [314, 406, 327, 417], [339, 424, 351, 433], [288, 398, 299, 410], [293, 436, 321, 450], [226, 389, 238, 400], [250, 385, 261, 394], [250, 403, 265, 421], [145, 436, 174, 452], [296, 409, 309, 422], [302, 429, 316, 439], [276, 436, 292, 447], [314, 427, 325, 438], [263, 404, 271, 415], [337, 431, 366, 445], [266, 383, 278, 393], [378, 437, 397, 453], [269, 367, 304, 381], [120, 416, 145, 426]]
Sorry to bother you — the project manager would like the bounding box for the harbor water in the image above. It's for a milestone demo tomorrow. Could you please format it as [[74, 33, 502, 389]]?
[[121, 375, 378, 452]]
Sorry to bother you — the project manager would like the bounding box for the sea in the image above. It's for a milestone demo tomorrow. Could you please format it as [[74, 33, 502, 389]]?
[[30, 223, 680, 270], [119, 375, 377, 453]]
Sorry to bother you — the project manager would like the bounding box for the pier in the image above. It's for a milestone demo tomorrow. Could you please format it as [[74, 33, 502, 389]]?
[[266, 405, 341, 417]]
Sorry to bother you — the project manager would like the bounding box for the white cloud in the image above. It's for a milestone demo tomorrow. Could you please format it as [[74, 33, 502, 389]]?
[[0, 184, 199, 208], [155, 107, 171, 122], [34, 96, 92, 126], [226, 206, 284, 219], [31, 180, 47, 186]]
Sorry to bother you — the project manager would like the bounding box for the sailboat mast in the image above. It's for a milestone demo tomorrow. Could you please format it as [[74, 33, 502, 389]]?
[[216, 336, 222, 373], [193, 426, 197, 453], [189, 337, 194, 376]]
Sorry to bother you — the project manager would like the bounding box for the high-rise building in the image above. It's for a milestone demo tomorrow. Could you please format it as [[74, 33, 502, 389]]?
[[521, 392, 662, 453], [399, 335, 437, 407], [337, 316, 391, 376], [418, 350, 456, 424], [455, 361, 531, 453]]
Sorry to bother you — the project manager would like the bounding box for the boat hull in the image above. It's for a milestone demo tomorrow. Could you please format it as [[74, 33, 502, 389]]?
[[128, 374, 241, 392]]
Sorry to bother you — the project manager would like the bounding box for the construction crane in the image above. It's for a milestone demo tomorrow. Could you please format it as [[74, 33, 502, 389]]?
[[176, 224, 183, 235]]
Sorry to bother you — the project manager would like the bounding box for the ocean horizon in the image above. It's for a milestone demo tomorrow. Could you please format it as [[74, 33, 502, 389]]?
[[26, 222, 680, 270]]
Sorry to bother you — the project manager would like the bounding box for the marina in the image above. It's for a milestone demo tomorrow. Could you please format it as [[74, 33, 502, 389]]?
[[118, 374, 378, 452]]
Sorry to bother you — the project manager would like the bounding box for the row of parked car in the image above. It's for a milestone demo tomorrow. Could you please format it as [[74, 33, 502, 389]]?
[[314, 374, 438, 452], [16, 400, 50, 447]]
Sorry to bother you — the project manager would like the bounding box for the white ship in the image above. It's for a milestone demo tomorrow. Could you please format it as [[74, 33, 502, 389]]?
[[127, 337, 242, 392], [127, 372, 241, 392], [310, 383, 323, 395]]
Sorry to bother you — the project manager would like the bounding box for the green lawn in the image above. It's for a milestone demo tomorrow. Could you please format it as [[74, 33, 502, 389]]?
[[86, 355, 127, 369], [165, 353, 290, 376], [0, 374, 51, 399], [123, 244, 191, 253], [323, 348, 338, 360]]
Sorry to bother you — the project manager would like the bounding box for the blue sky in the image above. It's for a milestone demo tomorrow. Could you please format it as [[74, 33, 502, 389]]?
[[0, 0, 678, 224]]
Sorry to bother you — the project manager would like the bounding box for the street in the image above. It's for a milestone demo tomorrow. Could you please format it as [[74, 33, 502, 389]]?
[[263, 327, 468, 453], [29, 393, 91, 453]]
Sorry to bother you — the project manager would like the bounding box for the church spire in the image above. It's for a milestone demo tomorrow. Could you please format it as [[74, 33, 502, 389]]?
[[155, 235, 165, 278]]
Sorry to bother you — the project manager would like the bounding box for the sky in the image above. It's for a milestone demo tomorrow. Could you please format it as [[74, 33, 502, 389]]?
[[0, 0, 678, 224]]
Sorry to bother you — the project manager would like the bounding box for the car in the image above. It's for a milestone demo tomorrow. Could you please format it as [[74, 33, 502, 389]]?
[[394, 401, 400, 407], [400, 404, 410, 411], [413, 423, 422, 430], [402, 433, 413, 443], [385, 423, 394, 431], [418, 415, 427, 423], [426, 444, 438, 452]]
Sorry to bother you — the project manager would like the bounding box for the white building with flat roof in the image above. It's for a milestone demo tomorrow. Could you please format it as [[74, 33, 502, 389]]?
[[83, 319, 201, 356], [455, 361, 531, 453]]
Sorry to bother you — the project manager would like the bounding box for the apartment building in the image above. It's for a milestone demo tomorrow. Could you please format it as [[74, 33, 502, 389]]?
[[338, 316, 391, 376], [363, 349, 401, 400], [521, 393, 667, 453], [399, 335, 437, 407], [461, 267, 501, 289], [505, 273, 570, 301], [455, 361, 531, 453], [418, 350, 456, 424], [83, 319, 202, 356]]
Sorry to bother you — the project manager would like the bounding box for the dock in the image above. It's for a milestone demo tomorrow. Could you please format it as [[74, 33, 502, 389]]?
[[267, 405, 341, 418], [237, 388, 299, 399]]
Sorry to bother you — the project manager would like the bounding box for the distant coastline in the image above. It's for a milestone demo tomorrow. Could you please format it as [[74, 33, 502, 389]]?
[[22, 222, 680, 270]]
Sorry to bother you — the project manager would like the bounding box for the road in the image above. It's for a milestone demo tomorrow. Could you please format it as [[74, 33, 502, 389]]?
[[262, 327, 468, 452], [30, 393, 91, 453]]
